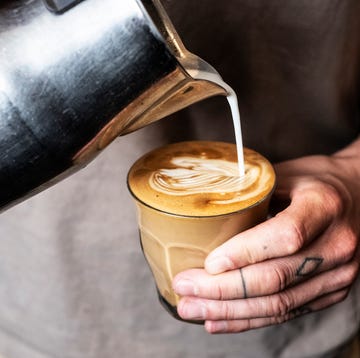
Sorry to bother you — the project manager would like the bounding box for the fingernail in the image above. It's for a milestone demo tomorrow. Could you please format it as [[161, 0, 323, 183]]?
[[173, 279, 198, 296], [181, 301, 207, 320], [205, 256, 233, 274]]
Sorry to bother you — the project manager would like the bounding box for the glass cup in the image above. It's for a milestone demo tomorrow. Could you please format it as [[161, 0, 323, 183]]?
[[127, 141, 275, 323]]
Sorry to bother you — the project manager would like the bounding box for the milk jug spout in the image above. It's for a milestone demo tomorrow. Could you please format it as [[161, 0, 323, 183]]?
[[0, 0, 228, 211]]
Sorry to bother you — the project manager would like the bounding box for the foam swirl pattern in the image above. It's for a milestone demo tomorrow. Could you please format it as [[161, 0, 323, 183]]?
[[128, 141, 275, 216]]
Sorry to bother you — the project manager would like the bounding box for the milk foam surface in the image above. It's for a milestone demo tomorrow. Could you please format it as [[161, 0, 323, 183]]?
[[128, 141, 275, 216]]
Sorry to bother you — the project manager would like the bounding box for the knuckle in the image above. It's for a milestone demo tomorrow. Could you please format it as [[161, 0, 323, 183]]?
[[332, 227, 358, 263], [214, 279, 231, 300], [309, 181, 345, 217], [270, 292, 294, 316], [340, 262, 359, 287], [296, 180, 344, 218], [213, 282, 224, 300], [217, 301, 235, 320], [266, 314, 289, 326], [317, 181, 344, 217], [280, 215, 307, 254], [240, 244, 257, 265], [273, 315, 288, 325], [342, 229, 358, 260], [272, 262, 294, 292], [239, 319, 252, 332]]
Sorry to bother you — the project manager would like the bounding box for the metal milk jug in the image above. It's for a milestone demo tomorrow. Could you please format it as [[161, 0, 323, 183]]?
[[0, 0, 228, 211]]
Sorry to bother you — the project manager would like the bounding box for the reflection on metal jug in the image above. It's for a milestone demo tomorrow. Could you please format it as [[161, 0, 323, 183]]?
[[0, 0, 228, 211]]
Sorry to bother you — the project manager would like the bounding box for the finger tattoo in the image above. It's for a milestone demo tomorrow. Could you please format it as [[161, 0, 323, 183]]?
[[296, 257, 324, 277], [289, 305, 313, 319], [239, 268, 248, 298]]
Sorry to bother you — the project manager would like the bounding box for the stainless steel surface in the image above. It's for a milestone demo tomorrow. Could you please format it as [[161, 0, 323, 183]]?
[[0, 0, 227, 212], [43, 0, 84, 13]]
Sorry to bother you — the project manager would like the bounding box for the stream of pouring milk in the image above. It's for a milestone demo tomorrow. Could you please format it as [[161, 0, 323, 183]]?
[[189, 70, 245, 177]]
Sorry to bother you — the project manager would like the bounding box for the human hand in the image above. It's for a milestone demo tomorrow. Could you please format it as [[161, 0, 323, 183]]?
[[172, 140, 360, 333]]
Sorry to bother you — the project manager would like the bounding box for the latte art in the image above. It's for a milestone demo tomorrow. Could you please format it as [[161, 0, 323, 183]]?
[[150, 157, 263, 205], [128, 141, 275, 216]]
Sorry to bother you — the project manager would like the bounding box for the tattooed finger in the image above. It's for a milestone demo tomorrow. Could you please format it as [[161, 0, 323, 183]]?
[[176, 262, 356, 322], [204, 288, 349, 334], [174, 253, 326, 301]]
